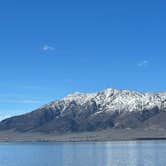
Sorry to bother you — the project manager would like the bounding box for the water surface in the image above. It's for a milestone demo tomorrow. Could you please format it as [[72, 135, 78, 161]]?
[[0, 141, 165, 166]]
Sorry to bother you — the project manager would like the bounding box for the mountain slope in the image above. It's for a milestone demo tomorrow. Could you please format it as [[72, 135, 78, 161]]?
[[0, 88, 166, 133]]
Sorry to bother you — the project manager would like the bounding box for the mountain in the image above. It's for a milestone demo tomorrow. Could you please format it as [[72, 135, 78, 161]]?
[[1, 88, 166, 133]]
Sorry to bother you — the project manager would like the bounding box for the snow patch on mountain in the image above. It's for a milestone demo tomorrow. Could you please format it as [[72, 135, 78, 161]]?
[[41, 88, 166, 114]]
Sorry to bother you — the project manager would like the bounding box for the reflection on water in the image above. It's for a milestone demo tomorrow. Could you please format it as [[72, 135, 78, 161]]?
[[0, 141, 166, 166]]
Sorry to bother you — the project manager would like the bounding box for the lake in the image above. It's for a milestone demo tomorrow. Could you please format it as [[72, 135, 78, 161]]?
[[0, 141, 165, 166]]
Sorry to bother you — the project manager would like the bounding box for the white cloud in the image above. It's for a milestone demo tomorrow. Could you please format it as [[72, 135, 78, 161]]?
[[138, 60, 149, 67], [42, 44, 55, 51]]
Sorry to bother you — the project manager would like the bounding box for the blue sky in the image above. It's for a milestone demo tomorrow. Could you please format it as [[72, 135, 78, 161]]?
[[0, 0, 166, 119]]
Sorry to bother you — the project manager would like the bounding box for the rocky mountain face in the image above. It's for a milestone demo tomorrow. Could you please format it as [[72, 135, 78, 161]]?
[[1, 88, 166, 133]]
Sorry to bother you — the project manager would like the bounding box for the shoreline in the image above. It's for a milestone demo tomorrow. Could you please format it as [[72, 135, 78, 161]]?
[[0, 129, 166, 142]]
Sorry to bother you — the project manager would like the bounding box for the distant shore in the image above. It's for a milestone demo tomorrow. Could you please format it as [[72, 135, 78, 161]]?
[[0, 129, 166, 142]]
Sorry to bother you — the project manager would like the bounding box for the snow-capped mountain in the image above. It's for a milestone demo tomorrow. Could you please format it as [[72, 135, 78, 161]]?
[[1, 88, 166, 132], [43, 88, 166, 115]]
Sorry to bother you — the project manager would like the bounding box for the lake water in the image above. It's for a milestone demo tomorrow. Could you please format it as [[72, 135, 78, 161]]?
[[0, 141, 166, 166]]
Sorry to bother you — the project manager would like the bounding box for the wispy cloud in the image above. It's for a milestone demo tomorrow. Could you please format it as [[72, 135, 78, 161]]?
[[42, 44, 55, 52], [0, 93, 46, 104], [138, 60, 149, 67], [0, 99, 42, 104]]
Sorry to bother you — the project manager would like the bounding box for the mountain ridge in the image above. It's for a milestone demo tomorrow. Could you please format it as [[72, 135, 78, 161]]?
[[0, 88, 166, 133]]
